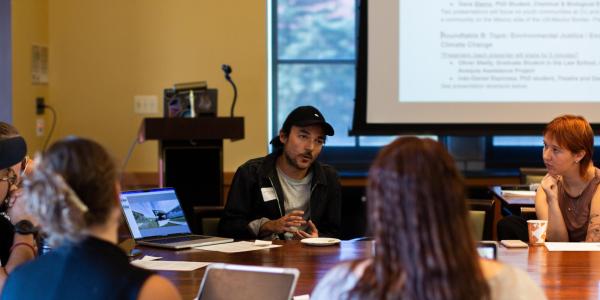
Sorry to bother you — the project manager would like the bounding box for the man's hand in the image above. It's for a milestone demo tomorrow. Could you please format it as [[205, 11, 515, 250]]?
[[541, 174, 559, 205], [295, 220, 318, 239], [260, 210, 306, 235]]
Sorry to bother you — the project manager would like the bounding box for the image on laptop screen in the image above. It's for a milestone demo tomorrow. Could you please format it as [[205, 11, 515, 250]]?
[[120, 188, 191, 239]]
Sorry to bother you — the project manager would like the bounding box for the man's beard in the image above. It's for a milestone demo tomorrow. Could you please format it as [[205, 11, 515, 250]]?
[[284, 150, 312, 171]]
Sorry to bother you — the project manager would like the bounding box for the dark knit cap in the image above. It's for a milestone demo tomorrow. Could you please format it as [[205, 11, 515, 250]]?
[[0, 137, 27, 170], [270, 106, 334, 148]]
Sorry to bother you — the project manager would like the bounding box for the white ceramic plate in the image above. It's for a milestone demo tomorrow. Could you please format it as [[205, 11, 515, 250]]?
[[300, 237, 341, 246]]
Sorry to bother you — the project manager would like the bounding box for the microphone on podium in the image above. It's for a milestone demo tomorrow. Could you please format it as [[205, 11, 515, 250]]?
[[222, 64, 238, 117]]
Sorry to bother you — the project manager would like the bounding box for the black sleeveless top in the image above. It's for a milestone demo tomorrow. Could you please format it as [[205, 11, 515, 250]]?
[[1, 236, 153, 300], [0, 215, 14, 266]]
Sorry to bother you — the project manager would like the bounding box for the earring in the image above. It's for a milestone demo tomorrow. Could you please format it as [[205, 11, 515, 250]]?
[[575, 160, 579, 164]]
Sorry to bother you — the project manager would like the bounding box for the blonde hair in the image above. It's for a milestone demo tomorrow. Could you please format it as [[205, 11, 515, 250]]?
[[25, 164, 88, 246], [23, 138, 118, 247]]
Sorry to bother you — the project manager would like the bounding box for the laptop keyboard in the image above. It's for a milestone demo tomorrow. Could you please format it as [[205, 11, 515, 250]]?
[[150, 235, 209, 244]]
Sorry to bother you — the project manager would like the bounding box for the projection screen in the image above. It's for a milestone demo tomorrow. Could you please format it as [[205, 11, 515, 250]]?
[[352, 0, 600, 135]]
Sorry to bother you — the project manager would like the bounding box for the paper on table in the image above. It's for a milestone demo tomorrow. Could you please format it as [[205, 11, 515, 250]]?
[[545, 242, 600, 251], [138, 255, 162, 261], [195, 241, 281, 253], [502, 190, 536, 197], [131, 260, 210, 271], [254, 240, 273, 246]]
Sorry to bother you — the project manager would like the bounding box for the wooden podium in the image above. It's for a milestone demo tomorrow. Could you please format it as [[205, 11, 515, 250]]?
[[140, 117, 244, 233]]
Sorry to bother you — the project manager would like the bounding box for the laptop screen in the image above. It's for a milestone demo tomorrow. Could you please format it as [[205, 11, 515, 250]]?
[[120, 188, 191, 239], [197, 264, 299, 300]]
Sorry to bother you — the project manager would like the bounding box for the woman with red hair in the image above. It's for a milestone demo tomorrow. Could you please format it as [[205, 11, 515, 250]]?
[[536, 115, 600, 242]]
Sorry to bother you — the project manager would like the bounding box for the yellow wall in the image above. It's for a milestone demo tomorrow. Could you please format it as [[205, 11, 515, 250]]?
[[11, 0, 48, 152], [13, 0, 268, 172]]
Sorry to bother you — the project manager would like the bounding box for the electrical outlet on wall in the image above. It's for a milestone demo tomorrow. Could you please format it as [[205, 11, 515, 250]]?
[[36, 117, 44, 137], [133, 95, 158, 114]]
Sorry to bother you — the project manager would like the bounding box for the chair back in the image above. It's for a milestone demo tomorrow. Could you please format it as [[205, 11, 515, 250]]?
[[519, 167, 546, 185], [194, 206, 225, 236], [201, 218, 221, 236], [468, 198, 495, 240], [469, 210, 486, 240]]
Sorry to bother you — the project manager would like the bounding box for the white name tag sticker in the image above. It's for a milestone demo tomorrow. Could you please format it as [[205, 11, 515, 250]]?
[[261, 187, 277, 202]]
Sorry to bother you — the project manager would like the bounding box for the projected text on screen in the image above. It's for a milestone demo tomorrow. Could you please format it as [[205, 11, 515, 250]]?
[[399, 0, 600, 102]]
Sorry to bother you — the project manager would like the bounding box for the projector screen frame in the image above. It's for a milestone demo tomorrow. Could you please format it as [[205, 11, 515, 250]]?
[[350, 0, 597, 136]]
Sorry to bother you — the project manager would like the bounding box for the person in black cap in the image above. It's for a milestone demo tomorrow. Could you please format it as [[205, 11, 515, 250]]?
[[0, 122, 36, 292], [219, 106, 341, 240]]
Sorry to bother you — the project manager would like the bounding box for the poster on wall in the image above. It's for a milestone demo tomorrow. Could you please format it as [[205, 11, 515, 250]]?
[[32, 45, 48, 84]]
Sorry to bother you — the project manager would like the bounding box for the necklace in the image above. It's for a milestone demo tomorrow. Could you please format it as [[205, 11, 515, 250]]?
[[563, 177, 595, 215], [565, 192, 585, 215]]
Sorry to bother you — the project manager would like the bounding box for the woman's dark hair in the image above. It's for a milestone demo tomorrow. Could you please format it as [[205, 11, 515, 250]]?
[[24, 137, 119, 246], [351, 137, 490, 299]]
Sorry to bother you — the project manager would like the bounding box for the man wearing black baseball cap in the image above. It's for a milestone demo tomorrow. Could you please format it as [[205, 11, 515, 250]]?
[[219, 106, 341, 240], [0, 122, 36, 291]]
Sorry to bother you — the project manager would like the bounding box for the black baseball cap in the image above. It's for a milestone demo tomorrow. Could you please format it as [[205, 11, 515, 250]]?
[[0, 136, 27, 170], [270, 106, 334, 147]]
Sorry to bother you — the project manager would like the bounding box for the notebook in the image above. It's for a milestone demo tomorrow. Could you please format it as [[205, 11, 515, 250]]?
[[196, 263, 299, 300], [120, 188, 233, 249]]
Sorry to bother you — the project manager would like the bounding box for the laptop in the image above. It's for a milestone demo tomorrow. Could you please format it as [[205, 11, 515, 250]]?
[[120, 188, 233, 249], [196, 263, 299, 300]]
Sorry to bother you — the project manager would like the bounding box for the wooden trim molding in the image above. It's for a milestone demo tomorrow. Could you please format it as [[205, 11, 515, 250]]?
[[120, 172, 159, 190], [122, 171, 519, 203]]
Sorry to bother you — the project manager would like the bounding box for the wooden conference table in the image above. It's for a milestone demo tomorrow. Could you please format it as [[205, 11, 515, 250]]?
[[137, 240, 372, 298], [138, 240, 600, 300]]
